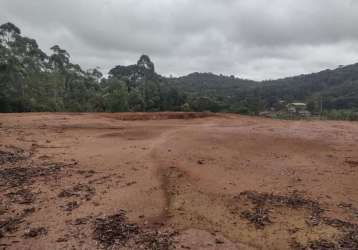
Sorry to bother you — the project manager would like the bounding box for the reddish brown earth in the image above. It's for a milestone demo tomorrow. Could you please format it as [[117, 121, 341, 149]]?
[[0, 112, 357, 250]]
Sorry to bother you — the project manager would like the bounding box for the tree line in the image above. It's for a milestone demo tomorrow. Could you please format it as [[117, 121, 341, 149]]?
[[0, 23, 189, 113], [1, 22, 358, 117]]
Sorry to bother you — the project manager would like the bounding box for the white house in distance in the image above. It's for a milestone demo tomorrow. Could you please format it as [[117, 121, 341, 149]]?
[[287, 102, 311, 116]]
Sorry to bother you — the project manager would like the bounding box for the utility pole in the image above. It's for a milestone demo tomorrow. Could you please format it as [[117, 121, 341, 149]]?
[[320, 96, 323, 118]]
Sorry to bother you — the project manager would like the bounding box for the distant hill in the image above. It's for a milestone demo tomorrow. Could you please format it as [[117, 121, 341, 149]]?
[[168, 64, 358, 113], [259, 64, 358, 110], [168, 72, 257, 98]]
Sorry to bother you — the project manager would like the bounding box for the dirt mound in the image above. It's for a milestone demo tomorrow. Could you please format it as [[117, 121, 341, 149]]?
[[102, 112, 214, 121]]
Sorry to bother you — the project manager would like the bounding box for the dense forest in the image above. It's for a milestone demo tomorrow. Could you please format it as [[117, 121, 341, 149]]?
[[1, 22, 358, 117], [0, 22, 186, 112]]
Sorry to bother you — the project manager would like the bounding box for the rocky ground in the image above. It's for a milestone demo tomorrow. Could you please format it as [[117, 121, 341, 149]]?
[[0, 112, 357, 250]]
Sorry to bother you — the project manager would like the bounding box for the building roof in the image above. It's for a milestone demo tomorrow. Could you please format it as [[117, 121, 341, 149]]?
[[289, 102, 306, 106]]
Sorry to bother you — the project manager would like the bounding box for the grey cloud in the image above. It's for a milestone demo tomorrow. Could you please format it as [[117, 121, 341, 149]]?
[[229, 0, 358, 46], [0, 0, 358, 80]]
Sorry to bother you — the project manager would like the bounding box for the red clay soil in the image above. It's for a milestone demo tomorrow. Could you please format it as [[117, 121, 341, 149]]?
[[0, 113, 357, 250]]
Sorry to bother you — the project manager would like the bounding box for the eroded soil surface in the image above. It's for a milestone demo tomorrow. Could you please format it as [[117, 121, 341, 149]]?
[[0, 112, 357, 249]]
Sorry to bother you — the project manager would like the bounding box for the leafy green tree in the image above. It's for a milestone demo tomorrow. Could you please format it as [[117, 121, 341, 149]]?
[[128, 87, 144, 111], [144, 80, 161, 111], [50, 45, 70, 69], [181, 102, 191, 112], [190, 96, 220, 112], [307, 100, 317, 113], [103, 78, 129, 112]]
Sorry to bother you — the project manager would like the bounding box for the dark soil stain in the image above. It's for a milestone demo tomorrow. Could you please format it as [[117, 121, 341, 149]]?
[[58, 184, 96, 201], [0, 149, 26, 165], [240, 207, 272, 229], [0, 208, 35, 239], [0, 164, 63, 188], [93, 210, 177, 250], [5, 189, 36, 204], [23, 227, 48, 238], [234, 190, 323, 229], [61, 201, 80, 212]]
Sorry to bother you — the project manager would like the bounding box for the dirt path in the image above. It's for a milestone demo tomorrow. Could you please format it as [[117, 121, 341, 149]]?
[[0, 113, 357, 249]]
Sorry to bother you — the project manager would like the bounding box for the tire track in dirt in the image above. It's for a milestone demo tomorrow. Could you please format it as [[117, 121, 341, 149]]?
[[143, 122, 203, 224], [146, 121, 259, 248]]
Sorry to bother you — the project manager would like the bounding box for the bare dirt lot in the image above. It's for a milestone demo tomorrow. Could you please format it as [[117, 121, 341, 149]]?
[[0, 112, 357, 250]]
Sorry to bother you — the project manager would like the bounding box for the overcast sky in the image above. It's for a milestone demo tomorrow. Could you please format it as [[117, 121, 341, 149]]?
[[1, 0, 358, 80]]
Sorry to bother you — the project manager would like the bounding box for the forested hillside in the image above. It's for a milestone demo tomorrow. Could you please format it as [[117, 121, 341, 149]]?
[[260, 64, 358, 112], [170, 65, 358, 114], [1, 22, 358, 115]]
